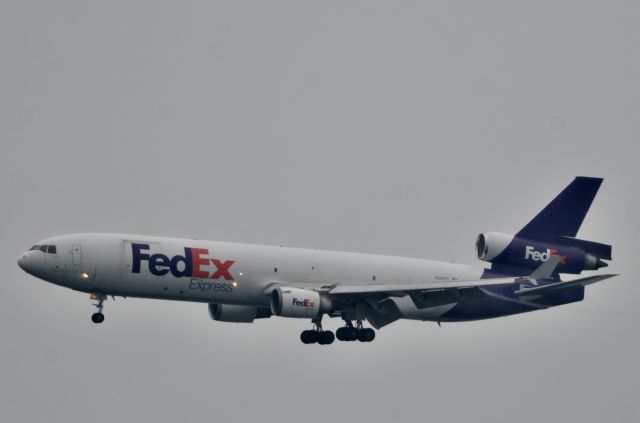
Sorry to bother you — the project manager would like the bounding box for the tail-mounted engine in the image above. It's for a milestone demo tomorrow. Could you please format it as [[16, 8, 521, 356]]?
[[476, 232, 611, 274]]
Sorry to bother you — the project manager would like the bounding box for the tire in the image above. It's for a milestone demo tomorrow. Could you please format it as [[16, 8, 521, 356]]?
[[317, 331, 327, 345], [336, 327, 346, 341], [346, 327, 358, 341], [301, 330, 317, 344], [321, 331, 335, 345], [91, 312, 104, 324], [306, 330, 318, 344], [364, 328, 376, 342], [357, 329, 368, 342]]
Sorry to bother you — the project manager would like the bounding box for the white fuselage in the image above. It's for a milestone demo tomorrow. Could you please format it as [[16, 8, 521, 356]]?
[[18, 233, 485, 322]]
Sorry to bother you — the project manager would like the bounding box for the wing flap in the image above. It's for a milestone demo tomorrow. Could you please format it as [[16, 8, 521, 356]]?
[[515, 274, 618, 297], [529, 255, 561, 279], [409, 287, 485, 309]]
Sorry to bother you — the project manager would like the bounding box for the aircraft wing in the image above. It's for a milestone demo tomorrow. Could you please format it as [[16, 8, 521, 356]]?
[[328, 276, 516, 296], [323, 259, 617, 329], [328, 256, 563, 297], [327, 276, 521, 327], [329, 279, 512, 314]]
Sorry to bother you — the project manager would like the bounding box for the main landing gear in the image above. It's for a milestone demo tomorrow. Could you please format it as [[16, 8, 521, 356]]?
[[300, 317, 335, 345], [91, 294, 106, 324], [300, 318, 376, 345], [336, 320, 375, 343]]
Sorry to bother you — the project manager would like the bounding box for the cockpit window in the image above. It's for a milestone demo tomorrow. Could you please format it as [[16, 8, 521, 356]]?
[[29, 245, 57, 254]]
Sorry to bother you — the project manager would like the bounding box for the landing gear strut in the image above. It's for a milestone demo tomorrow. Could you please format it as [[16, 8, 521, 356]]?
[[336, 320, 375, 342], [300, 316, 334, 345], [91, 294, 106, 324]]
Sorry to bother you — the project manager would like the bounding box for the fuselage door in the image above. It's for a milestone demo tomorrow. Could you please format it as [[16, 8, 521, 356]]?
[[72, 244, 82, 265]]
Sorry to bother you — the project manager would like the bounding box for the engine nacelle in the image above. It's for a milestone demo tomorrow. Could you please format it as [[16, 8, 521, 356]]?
[[270, 287, 332, 318], [208, 304, 271, 323], [476, 232, 609, 274], [476, 232, 514, 261]]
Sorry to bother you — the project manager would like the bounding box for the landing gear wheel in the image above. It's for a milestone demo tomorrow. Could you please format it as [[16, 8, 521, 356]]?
[[364, 328, 376, 342], [358, 328, 375, 342], [326, 331, 335, 344], [337, 320, 375, 343], [301, 315, 335, 345], [317, 330, 335, 345], [348, 327, 359, 341], [337, 325, 358, 341], [91, 312, 105, 324], [300, 330, 318, 344]]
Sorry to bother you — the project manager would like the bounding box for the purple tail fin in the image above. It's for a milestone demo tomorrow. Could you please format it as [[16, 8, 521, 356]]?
[[516, 176, 603, 240]]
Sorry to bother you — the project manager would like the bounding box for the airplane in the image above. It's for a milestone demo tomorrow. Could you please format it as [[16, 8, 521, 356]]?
[[17, 176, 616, 345]]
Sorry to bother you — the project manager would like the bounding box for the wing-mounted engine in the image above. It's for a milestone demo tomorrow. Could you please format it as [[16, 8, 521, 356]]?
[[476, 231, 610, 274], [270, 287, 333, 318], [208, 303, 271, 323]]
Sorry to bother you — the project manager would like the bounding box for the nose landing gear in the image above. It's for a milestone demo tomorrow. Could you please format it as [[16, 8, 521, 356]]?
[[91, 294, 106, 324]]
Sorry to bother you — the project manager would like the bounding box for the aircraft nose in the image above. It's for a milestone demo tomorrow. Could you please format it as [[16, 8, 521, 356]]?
[[17, 253, 39, 275], [17, 254, 28, 271]]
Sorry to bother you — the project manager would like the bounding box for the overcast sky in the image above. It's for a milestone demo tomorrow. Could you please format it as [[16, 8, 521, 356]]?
[[1, 1, 638, 422]]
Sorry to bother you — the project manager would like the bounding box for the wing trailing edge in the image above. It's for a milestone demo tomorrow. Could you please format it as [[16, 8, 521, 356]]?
[[515, 274, 618, 297]]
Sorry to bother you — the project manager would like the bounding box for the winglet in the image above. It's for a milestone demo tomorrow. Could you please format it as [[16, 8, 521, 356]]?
[[529, 255, 561, 279]]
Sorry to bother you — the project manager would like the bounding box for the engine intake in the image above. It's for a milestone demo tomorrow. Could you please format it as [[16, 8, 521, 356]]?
[[476, 232, 513, 261]]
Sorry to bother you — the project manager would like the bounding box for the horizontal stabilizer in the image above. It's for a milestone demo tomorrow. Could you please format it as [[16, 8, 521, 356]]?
[[515, 274, 618, 297]]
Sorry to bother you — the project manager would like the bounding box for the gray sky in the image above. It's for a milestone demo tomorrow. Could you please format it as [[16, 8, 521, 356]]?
[[1, 1, 638, 422]]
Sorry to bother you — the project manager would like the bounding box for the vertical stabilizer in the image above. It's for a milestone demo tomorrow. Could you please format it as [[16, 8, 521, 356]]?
[[516, 177, 603, 241]]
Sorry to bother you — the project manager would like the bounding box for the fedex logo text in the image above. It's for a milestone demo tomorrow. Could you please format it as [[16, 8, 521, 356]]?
[[524, 246, 567, 264], [131, 243, 235, 280], [292, 298, 315, 308]]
